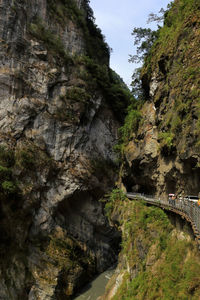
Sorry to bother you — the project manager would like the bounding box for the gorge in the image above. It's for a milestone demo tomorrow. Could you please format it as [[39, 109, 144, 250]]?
[[0, 0, 199, 299]]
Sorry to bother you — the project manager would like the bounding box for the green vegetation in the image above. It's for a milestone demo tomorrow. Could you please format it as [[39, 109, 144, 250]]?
[[114, 237, 200, 300], [107, 194, 200, 300], [29, 1, 132, 123], [66, 87, 90, 103], [126, 0, 200, 156], [158, 132, 175, 155], [0, 146, 18, 196], [47, 0, 84, 26], [76, 55, 132, 122], [129, 27, 159, 64], [29, 0, 110, 65], [113, 101, 142, 159], [29, 18, 71, 65], [119, 107, 141, 141], [141, 0, 200, 72], [104, 188, 127, 218], [0, 142, 54, 200], [46, 0, 110, 64], [54, 87, 91, 123], [0, 146, 15, 168], [46, 234, 94, 271], [15, 142, 52, 172], [151, 0, 200, 153], [1, 180, 17, 194], [26, 231, 96, 297]]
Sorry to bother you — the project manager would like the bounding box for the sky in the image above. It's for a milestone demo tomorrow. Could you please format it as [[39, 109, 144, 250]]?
[[89, 0, 170, 87]]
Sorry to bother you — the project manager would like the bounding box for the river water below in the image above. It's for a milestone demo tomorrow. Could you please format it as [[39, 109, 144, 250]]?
[[74, 266, 116, 300]]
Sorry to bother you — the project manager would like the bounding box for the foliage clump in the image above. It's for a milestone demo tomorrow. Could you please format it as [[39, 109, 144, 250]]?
[[15, 142, 52, 172], [113, 100, 142, 159], [0, 146, 18, 196], [0, 141, 54, 201], [108, 196, 200, 300], [46, 0, 110, 64], [104, 188, 127, 218], [77, 56, 133, 122], [158, 132, 175, 155], [29, 18, 71, 65]]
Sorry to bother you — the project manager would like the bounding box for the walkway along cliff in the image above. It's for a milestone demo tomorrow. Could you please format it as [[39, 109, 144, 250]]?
[[0, 0, 200, 299], [127, 193, 200, 247], [100, 190, 200, 300], [100, 0, 200, 299]]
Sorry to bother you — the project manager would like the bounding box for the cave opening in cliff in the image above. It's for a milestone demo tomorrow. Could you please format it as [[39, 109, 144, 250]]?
[[123, 174, 156, 195], [165, 178, 177, 195], [55, 189, 121, 263], [137, 183, 156, 195]]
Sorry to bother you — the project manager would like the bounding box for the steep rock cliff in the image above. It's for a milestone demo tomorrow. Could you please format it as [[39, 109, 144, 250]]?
[[121, 0, 200, 198], [0, 0, 127, 298]]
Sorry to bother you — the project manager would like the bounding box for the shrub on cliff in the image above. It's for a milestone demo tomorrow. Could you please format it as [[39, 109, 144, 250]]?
[[110, 199, 200, 300], [104, 189, 127, 218], [0, 146, 18, 197]]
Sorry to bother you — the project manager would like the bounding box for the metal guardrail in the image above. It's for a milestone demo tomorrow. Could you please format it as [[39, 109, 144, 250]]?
[[126, 193, 200, 239]]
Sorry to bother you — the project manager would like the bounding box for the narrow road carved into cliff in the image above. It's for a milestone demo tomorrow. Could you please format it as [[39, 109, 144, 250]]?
[[127, 193, 200, 248]]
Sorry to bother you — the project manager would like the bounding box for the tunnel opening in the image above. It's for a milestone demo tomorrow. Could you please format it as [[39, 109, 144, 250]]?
[[122, 158, 157, 195], [123, 174, 157, 196], [181, 157, 200, 196], [137, 182, 156, 195], [165, 178, 177, 195]]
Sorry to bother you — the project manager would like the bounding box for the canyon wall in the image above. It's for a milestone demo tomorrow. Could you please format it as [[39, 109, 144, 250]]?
[[0, 0, 128, 298], [121, 0, 200, 198], [101, 1, 200, 299]]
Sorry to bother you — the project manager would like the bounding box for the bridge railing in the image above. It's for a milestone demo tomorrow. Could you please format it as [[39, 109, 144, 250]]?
[[126, 193, 200, 235]]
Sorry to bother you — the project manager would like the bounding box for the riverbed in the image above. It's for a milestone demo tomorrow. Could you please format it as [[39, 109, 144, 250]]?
[[74, 266, 115, 300]]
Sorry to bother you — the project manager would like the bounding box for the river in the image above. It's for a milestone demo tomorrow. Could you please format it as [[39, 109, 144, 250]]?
[[73, 266, 116, 300]]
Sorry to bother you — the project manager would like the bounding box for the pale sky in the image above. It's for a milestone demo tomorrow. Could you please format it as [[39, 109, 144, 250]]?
[[89, 0, 170, 86]]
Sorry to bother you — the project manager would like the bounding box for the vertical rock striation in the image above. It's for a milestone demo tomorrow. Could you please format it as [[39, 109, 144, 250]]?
[[122, 0, 200, 197], [0, 0, 125, 298]]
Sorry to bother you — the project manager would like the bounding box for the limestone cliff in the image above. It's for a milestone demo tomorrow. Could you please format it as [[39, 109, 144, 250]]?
[[121, 0, 200, 198], [0, 0, 128, 298]]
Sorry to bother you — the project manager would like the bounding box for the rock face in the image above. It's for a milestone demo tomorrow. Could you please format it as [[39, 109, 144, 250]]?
[[122, 0, 200, 198], [101, 199, 200, 300], [0, 0, 123, 298]]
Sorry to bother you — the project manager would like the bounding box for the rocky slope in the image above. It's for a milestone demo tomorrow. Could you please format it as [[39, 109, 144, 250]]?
[[121, 0, 200, 198], [0, 0, 129, 298]]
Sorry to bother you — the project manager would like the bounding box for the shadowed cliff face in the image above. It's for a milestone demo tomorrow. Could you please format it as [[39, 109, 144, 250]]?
[[122, 0, 200, 198], [0, 0, 122, 298]]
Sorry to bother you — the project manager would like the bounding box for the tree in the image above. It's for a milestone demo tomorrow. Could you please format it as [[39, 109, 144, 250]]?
[[147, 8, 165, 24], [131, 67, 144, 100], [129, 4, 174, 64], [129, 27, 158, 64], [129, 6, 170, 99]]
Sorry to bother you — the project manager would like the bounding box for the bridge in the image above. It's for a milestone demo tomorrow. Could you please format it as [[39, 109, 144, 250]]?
[[126, 193, 200, 247]]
